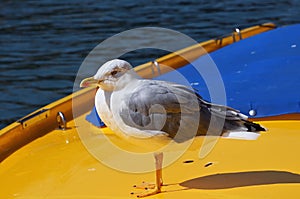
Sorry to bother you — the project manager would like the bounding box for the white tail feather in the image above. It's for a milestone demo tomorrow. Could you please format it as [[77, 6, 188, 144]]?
[[222, 131, 260, 140]]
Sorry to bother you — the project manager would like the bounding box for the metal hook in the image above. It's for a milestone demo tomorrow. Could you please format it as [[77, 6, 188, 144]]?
[[235, 28, 242, 40], [152, 60, 161, 76], [215, 37, 223, 45], [56, 111, 67, 130], [232, 33, 236, 42]]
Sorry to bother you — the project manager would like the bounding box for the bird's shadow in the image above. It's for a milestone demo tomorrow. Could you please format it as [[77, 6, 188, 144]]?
[[179, 170, 300, 190]]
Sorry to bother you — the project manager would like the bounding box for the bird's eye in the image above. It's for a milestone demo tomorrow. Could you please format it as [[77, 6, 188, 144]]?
[[110, 71, 118, 76]]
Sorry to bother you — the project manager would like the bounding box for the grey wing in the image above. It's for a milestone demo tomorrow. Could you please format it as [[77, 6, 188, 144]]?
[[119, 80, 202, 141], [119, 80, 265, 142]]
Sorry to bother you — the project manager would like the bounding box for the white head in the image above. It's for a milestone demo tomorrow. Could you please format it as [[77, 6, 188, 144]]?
[[80, 59, 133, 91]]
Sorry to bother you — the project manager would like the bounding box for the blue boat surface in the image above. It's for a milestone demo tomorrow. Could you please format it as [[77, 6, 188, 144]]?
[[88, 23, 300, 127]]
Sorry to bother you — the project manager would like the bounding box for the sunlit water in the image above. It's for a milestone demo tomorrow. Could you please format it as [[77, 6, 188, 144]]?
[[1, 0, 300, 129]]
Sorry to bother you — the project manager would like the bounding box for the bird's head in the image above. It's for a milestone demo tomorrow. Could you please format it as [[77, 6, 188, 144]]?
[[80, 59, 133, 91]]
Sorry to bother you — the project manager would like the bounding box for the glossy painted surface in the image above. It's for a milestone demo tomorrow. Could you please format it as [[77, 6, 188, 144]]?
[[1, 114, 300, 198], [1, 24, 299, 198]]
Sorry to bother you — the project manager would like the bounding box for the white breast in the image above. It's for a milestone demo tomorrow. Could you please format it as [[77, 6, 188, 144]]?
[[95, 89, 114, 130]]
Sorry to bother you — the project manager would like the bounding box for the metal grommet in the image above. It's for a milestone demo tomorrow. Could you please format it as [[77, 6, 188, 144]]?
[[57, 112, 67, 130], [249, 109, 257, 117]]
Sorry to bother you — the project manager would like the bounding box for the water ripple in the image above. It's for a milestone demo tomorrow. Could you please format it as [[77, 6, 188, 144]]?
[[1, 0, 300, 129]]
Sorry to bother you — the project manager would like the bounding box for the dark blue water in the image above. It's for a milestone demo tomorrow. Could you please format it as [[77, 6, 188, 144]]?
[[1, 0, 300, 129]]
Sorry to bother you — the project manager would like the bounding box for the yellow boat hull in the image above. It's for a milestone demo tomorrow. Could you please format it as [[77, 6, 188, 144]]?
[[1, 116, 300, 198], [2, 23, 300, 198]]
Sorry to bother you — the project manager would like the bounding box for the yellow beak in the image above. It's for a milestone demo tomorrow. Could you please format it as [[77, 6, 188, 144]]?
[[80, 77, 99, 88]]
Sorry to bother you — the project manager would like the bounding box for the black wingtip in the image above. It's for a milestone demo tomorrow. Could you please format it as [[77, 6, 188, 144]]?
[[244, 121, 266, 132]]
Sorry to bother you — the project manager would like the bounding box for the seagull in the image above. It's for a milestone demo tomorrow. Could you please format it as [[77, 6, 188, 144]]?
[[80, 59, 266, 197]]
